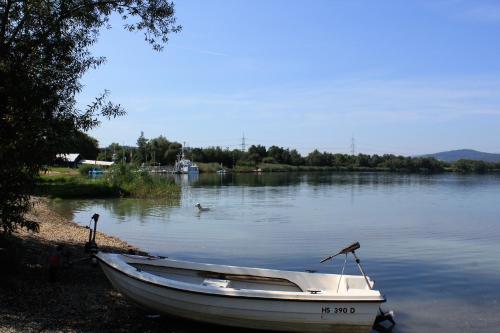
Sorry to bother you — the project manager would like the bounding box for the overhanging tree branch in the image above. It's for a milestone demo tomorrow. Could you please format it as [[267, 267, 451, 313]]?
[[0, 0, 180, 233]]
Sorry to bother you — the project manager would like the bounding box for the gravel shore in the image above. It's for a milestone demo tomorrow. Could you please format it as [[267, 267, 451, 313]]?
[[0, 198, 228, 333]]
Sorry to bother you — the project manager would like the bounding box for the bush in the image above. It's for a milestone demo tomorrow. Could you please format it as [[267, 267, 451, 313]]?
[[105, 164, 180, 198], [78, 164, 97, 176], [197, 162, 221, 173], [262, 157, 277, 164]]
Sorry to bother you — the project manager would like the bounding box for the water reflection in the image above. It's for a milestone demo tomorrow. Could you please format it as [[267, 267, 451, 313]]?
[[49, 172, 500, 333], [51, 198, 180, 224], [167, 171, 500, 189]]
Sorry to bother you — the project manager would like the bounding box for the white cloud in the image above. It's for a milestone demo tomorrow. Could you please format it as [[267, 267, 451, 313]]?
[[113, 76, 500, 123], [87, 75, 500, 154]]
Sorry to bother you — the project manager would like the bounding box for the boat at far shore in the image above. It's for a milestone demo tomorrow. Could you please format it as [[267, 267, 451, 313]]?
[[217, 163, 228, 174], [95, 243, 394, 333], [173, 145, 199, 175]]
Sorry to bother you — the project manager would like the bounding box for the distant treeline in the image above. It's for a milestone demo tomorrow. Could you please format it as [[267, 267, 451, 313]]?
[[86, 132, 500, 173]]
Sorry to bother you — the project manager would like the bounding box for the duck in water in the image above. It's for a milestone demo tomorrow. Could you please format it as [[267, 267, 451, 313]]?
[[195, 203, 210, 212]]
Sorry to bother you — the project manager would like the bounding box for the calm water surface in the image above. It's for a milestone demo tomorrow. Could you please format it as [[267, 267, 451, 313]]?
[[50, 172, 500, 333]]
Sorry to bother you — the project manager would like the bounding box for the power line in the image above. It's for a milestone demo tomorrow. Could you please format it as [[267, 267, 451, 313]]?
[[241, 132, 246, 152], [350, 135, 356, 155]]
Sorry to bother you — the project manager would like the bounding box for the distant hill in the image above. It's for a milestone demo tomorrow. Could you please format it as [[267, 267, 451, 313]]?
[[423, 149, 500, 163]]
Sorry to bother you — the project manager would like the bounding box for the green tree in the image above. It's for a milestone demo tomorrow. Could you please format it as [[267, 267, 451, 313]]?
[[135, 131, 149, 164], [0, 1, 180, 233], [104, 143, 132, 163], [262, 156, 277, 164], [267, 146, 283, 164], [356, 154, 371, 168], [267, 145, 293, 164], [306, 150, 328, 166], [190, 148, 206, 163], [148, 135, 171, 165], [453, 159, 487, 174], [164, 142, 182, 165], [247, 145, 267, 164], [289, 149, 304, 166], [59, 130, 99, 160]]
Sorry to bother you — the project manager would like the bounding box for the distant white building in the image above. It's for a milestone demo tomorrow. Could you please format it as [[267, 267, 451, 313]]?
[[55, 154, 114, 168], [79, 159, 115, 167], [55, 153, 81, 168]]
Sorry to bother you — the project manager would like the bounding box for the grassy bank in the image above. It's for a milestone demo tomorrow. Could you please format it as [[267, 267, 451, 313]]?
[[35, 177, 123, 198], [211, 162, 500, 174], [196, 162, 222, 173], [252, 163, 391, 173], [198, 162, 390, 173], [230, 163, 401, 173], [36, 165, 181, 199]]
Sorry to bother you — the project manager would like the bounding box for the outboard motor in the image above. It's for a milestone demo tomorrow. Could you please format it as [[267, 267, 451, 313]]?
[[84, 213, 100, 254]]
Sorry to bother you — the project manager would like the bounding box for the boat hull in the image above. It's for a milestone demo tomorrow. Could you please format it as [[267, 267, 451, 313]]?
[[99, 261, 380, 333]]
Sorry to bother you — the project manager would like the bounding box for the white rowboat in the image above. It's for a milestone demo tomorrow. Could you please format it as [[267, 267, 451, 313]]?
[[96, 247, 387, 333]]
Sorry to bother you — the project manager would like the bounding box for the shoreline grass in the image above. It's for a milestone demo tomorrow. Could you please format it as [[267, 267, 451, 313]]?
[[35, 178, 123, 198], [196, 162, 222, 173], [231, 163, 446, 173], [224, 163, 500, 174], [36, 165, 181, 199]]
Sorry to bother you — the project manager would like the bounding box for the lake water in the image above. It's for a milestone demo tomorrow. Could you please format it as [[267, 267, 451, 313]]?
[[50, 172, 500, 333]]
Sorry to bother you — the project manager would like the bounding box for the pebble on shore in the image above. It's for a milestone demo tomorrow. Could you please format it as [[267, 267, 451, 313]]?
[[0, 198, 206, 333]]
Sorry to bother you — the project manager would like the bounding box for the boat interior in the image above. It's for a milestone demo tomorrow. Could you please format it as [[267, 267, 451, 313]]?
[[122, 254, 375, 295], [132, 263, 304, 292]]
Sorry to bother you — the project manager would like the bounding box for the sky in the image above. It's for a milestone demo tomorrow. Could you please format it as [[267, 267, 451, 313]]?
[[78, 0, 500, 155]]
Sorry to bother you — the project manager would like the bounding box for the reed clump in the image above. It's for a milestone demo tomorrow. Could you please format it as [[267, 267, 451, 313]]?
[[106, 164, 180, 199], [36, 164, 180, 199]]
